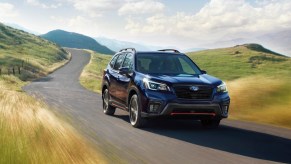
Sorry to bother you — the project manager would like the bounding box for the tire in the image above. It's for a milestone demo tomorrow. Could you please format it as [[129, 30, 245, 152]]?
[[102, 89, 115, 115], [201, 119, 221, 128], [129, 94, 146, 128]]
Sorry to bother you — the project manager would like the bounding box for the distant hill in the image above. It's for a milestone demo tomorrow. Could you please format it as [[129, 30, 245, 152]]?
[[183, 47, 206, 53], [94, 37, 163, 51], [42, 30, 114, 55], [200, 30, 291, 57], [238, 43, 284, 56], [0, 23, 68, 80], [187, 43, 291, 80]]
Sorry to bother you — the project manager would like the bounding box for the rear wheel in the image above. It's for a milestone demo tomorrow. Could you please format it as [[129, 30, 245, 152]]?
[[102, 89, 115, 115], [129, 94, 146, 128], [201, 119, 221, 128]]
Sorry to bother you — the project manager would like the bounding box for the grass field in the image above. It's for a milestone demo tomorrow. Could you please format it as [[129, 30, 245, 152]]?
[[80, 50, 111, 93], [0, 24, 106, 163], [187, 44, 291, 80], [81, 45, 291, 128], [0, 77, 105, 164], [0, 23, 68, 81], [227, 76, 291, 128], [187, 44, 291, 128]]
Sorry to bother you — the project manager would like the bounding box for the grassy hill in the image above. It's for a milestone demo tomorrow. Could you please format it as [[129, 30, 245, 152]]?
[[0, 23, 106, 163], [0, 23, 69, 81], [42, 30, 114, 55], [187, 44, 291, 128], [187, 44, 291, 80]]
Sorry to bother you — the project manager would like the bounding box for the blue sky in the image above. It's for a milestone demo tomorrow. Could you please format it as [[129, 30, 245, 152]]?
[[0, 0, 291, 49]]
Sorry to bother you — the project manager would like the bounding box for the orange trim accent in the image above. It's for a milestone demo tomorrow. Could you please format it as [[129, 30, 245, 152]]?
[[170, 112, 216, 116]]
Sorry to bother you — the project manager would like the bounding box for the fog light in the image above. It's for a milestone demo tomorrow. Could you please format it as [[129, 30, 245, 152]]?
[[149, 103, 160, 113], [222, 106, 228, 116]]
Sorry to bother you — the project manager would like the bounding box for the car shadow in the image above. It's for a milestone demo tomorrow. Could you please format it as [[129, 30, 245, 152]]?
[[113, 114, 291, 163]]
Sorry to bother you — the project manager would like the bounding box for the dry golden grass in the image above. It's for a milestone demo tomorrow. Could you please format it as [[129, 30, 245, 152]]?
[[0, 51, 107, 163], [80, 50, 111, 93], [0, 88, 106, 164], [227, 76, 291, 128]]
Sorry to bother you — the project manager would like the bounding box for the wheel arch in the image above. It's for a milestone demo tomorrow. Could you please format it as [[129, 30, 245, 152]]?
[[102, 80, 109, 95], [127, 86, 140, 107]]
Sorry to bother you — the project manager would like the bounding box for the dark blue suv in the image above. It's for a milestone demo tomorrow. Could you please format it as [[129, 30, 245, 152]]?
[[102, 48, 230, 128]]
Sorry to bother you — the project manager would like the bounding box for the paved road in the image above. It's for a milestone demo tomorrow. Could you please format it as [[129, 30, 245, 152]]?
[[24, 49, 291, 164]]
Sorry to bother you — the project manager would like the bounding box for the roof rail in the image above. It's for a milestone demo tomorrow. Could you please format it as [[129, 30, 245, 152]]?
[[119, 48, 136, 53], [158, 49, 180, 53]]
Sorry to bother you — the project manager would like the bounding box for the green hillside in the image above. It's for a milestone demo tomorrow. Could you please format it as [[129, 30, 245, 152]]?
[[0, 23, 69, 81], [187, 44, 291, 80], [41, 30, 114, 55], [187, 44, 291, 128], [0, 24, 107, 163]]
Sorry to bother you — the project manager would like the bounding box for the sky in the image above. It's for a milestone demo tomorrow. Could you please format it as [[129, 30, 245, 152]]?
[[0, 0, 291, 50]]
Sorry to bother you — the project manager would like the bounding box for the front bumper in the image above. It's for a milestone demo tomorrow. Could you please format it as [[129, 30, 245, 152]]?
[[140, 90, 230, 119]]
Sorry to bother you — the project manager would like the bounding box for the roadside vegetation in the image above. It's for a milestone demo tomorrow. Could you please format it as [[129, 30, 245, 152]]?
[[0, 77, 105, 164], [0, 23, 106, 163], [188, 44, 291, 128], [81, 44, 291, 128], [187, 44, 291, 80], [0, 23, 69, 80], [80, 50, 111, 93]]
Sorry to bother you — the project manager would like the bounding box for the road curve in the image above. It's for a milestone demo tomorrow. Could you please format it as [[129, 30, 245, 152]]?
[[24, 49, 291, 164]]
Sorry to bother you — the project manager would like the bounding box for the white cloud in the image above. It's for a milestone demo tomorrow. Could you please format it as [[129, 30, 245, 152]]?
[[119, 0, 165, 15], [0, 3, 18, 21], [67, 0, 165, 17], [124, 0, 291, 46], [69, 0, 123, 17], [26, 0, 62, 9]]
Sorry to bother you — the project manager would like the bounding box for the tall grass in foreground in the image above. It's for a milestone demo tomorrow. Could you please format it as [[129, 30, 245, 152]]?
[[228, 76, 291, 128], [0, 77, 105, 163]]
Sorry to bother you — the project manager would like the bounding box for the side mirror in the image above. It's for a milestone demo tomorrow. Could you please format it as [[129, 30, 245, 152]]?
[[201, 70, 207, 74], [119, 67, 131, 76]]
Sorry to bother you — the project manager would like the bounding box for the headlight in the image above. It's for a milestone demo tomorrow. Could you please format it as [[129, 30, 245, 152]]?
[[143, 78, 170, 91], [217, 82, 228, 93]]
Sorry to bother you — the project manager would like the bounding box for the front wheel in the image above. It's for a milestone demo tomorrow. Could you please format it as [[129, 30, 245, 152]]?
[[201, 119, 221, 128], [129, 94, 146, 128], [102, 89, 115, 115]]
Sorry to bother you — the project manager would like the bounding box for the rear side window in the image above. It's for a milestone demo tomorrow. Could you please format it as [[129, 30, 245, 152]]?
[[109, 55, 118, 68], [122, 53, 134, 71], [113, 53, 126, 70]]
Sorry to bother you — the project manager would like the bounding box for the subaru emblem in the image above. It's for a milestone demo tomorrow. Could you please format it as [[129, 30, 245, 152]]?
[[189, 86, 199, 91]]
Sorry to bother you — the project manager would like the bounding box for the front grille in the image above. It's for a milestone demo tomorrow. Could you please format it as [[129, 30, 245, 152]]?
[[173, 85, 213, 100]]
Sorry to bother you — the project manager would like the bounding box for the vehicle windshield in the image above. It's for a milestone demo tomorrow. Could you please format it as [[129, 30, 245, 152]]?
[[136, 54, 201, 75]]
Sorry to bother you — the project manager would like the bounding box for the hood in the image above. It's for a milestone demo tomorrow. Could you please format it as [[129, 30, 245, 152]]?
[[146, 74, 222, 87]]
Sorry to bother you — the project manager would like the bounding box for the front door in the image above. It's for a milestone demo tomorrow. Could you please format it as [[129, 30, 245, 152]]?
[[116, 53, 134, 105], [109, 53, 126, 102]]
